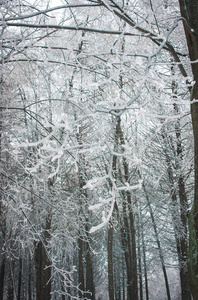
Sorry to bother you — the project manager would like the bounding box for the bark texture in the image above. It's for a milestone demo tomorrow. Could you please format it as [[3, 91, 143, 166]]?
[[178, 1, 198, 298], [34, 218, 51, 300], [108, 221, 114, 300]]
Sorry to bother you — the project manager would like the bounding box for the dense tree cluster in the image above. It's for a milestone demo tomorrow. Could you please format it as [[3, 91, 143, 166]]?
[[0, 0, 198, 299]]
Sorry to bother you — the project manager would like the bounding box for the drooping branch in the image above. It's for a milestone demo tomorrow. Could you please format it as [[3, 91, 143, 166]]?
[[4, 22, 139, 36], [3, 3, 102, 22]]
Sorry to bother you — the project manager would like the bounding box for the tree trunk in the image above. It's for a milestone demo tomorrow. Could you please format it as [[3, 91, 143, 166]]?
[[0, 132, 5, 300], [34, 241, 42, 300], [28, 254, 32, 300], [34, 241, 51, 300], [41, 242, 51, 300], [143, 183, 171, 300], [108, 220, 114, 300], [78, 236, 85, 299], [75, 98, 95, 299], [61, 282, 66, 300], [128, 201, 138, 300], [179, 0, 198, 300], [34, 217, 51, 300], [113, 116, 138, 300], [122, 255, 125, 300], [178, 1, 198, 298], [0, 256, 5, 300], [174, 89, 191, 299], [137, 212, 143, 300], [141, 217, 149, 300], [161, 126, 190, 300], [8, 265, 14, 300], [85, 238, 95, 300], [138, 201, 149, 300], [17, 257, 22, 300]]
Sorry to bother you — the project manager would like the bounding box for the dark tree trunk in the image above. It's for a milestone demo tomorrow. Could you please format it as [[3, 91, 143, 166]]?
[[34, 217, 51, 300], [128, 203, 138, 300], [137, 213, 143, 300], [8, 284, 14, 300], [108, 220, 114, 300], [17, 257, 22, 300], [117, 197, 134, 300], [8, 267, 14, 300], [118, 118, 138, 299], [76, 108, 95, 299], [178, 1, 198, 298], [122, 257, 125, 300], [78, 236, 85, 299], [174, 93, 191, 299], [34, 241, 43, 300], [34, 240, 51, 300], [141, 222, 149, 300], [112, 116, 138, 300], [0, 159, 5, 300], [41, 243, 51, 300], [61, 288, 66, 300], [161, 125, 191, 300], [28, 254, 32, 300], [0, 257, 5, 300], [85, 239, 95, 300], [138, 201, 149, 300]]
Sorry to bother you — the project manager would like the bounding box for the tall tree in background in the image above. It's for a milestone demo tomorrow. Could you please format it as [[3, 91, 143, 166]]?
[[178, 1, 198, 298]]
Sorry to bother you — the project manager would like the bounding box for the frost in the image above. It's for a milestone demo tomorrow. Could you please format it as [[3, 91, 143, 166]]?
[[116, 180, 142, 191], [89, 197, 112, 211], [48, 161, 60, 179], [83, 175, 108, 190], [83, 181, 94, 190], [90, 194, 115, 233], [191, 99, 198, 104]]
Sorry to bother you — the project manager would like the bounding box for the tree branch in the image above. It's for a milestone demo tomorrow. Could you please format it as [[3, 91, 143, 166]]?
[[4, 4, 102, 22]]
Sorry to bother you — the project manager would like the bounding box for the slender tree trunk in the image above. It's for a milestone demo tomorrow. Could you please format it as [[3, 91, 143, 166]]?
[[61, 282, 66, 300], [128, 200, 138, 300], [41, 242, 51, 300], [162, 129, 190, 300], [8, 284, 14, 300], [143, 183, 171, 300], [108, 220, 114, 300], [28, 254, 32, 300], [116, 31, 138, 300], [75, 89, 95, 299], [0, 257, 5, 300], [177, 176, 191, 300], [34, 241, 42, 300], [85, 238, 95, 300], [17, 257, 22, 300], [116, 196, 134, 300], [172, 77, 191, 299], [34, 217, 51, 300], [78, 236, 85, 299], [116, 117, 138, 299], [0, 104, 5, 300], [8, 264, 14, 300], [34, 241, 51, 300], [67, 281, 71, 300], [137, 212, 143, 300], [139, 201, 149, 300], [141, 219, 149, 300], [122, 256, 125, 300]]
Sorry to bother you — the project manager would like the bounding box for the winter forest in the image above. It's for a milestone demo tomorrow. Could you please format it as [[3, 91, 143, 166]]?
[[1, 0, 198, 299]]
